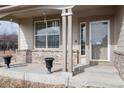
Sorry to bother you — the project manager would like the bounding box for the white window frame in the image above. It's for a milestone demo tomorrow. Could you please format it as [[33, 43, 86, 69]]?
[[89, 20, 110, 62], [34, 19, 60, 49], [80, 22, 86, 56]]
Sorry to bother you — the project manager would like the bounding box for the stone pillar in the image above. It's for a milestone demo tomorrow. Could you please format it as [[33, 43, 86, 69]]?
[[62, 9, 67, 71], [67, 8, 73, 72]]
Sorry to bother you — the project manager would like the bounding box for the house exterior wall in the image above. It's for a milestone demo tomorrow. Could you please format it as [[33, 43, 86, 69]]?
[[17, 14, 79, 68], [116, 6, 124, 51], [114, 6, 124, 80], [17, 6, 119, 71], [15, 49, 79, 69], [72, 6, 116, 65], [19, 18, 34, 50]]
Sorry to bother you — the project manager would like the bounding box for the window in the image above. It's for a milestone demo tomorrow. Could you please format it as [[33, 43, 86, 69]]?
[[80, 23, 86, 55], [35, 19, 60, 48]]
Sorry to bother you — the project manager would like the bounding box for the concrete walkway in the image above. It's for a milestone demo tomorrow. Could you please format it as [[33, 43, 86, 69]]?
[[70, 65, 124, 87], [0, 63, 124, 88]]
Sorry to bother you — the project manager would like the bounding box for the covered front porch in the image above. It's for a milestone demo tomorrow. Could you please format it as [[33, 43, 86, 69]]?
[[0, 5, 123, 77], [0, 62, 124, 87]]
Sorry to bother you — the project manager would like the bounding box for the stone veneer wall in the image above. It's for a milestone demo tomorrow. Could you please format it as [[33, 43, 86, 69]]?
[[69, 50, 80, 66], [114, 50, 124, 80], [31, 49, 63, 64], [16, 50, 27, 63], [114, 6, 124, 80], [15, 49, 79, 67]]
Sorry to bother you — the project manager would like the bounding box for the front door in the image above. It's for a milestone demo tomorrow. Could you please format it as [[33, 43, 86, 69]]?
[[80, 20, 110, 65], [80, 22, 86, 64], [89, 20, 110, 61]]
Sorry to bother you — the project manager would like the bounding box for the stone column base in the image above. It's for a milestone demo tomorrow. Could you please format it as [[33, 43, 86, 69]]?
[[114, 50, 124, 80]]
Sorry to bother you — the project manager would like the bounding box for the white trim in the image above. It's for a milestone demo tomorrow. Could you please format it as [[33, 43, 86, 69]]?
[[34, 34, 59, 36], [80, 22, 86, 56], [1, 6, 62, 16], [18, 23, 21, 50], [34, 18, 61, 49], [89, 22, 91, 61], [89, 20, 110, 61], [108, 20, 110, 61], [0, 13, 10, 18], [34, 18, 60, 23], [80, 22, 87, 65], [91, 60, 110, 62], [46, 21, 48, 48], [0, 5, 20, 10], [57, 5, 75, 10], [61, 13, 73, 16], [33, 20, 35, 49]]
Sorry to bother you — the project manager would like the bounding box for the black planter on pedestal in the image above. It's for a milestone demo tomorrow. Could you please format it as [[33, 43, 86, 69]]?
[[3, 56, 12, 68], [44, 57, 54, 73]]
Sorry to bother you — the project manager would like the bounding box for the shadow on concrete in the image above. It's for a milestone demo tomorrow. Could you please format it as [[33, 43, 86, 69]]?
[[10, 63, 28, 68], [73, 63, 98, 76], [52, 68, 63, 73]]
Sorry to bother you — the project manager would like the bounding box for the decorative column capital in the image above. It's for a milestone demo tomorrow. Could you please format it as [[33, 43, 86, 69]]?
[[61, 8, 73, 16]]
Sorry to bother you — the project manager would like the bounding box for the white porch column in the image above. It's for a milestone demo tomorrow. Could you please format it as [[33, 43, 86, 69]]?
[[62, 9, 67, 71], [61, 8, 73, 72], [67, 8, 73, 72]]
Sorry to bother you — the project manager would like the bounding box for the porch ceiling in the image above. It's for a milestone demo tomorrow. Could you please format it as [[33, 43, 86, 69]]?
[[0, 5, 73, 19], [73, 5, 116, 12], [5, 5, 74, 19], [11, 8, 61, 19], [72, 5, 117, 17], [11, 5, 111, 19], [0, 5, 118, 20]]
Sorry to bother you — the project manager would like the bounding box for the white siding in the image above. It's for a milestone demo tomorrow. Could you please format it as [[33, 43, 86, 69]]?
[[19, 18, 33, 50], [116, 6, 124, 51], [72, 15, 79, 50]]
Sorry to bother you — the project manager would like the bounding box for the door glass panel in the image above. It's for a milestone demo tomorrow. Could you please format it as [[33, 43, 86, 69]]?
[[81, 23, 86, 55], [90, 21, 109, 60]]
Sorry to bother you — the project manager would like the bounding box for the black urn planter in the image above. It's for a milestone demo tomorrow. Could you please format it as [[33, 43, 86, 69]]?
[[3, 56, 12, 68], [44, 57, 54, 73]]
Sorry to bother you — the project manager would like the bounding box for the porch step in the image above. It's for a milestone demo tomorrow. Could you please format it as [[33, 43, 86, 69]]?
[[90, 61, 113, 66], [70, 71, 124, 88], [71, 65, 124, 88], [84, 65, 118, 74]]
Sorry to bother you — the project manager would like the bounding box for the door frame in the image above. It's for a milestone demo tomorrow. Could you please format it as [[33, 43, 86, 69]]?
[[89, 20, 110, 61], [80, 22, 87, 64]]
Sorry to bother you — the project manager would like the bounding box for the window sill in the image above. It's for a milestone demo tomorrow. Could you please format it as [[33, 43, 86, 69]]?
[[32, 48, 62, 52]]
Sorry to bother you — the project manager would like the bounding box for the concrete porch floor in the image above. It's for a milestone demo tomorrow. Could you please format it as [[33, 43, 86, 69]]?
[[0, 63, 124, 88]]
